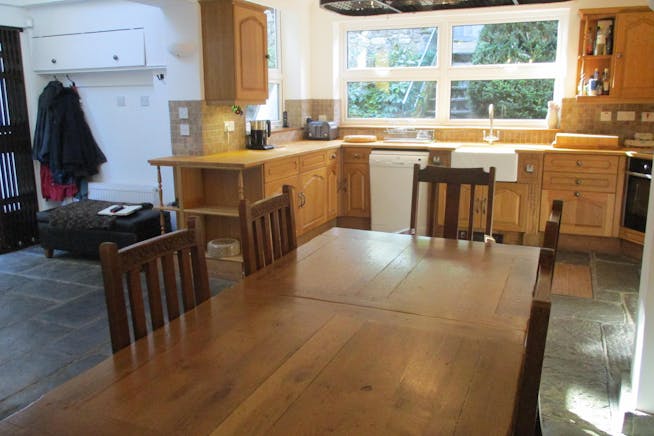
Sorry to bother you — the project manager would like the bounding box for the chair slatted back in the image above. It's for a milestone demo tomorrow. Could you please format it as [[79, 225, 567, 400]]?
[[410, 164, 496, 240], [100, 217, 210, 353], [239, 185, 297, 276], [513, 247, 555, 435], [543, 199, 563, 252]]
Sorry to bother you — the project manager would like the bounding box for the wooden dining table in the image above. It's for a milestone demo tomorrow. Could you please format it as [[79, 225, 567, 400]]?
[[3, 228, 540, 436]]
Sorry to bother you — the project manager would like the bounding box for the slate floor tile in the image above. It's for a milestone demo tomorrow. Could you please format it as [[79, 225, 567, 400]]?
[[594, 260, 641, 293], [50, 316, 111, 357], [0, 252, 50, 274], [0, 319, 72, 365], [557, 251, 591, 265], [544, 318, 604, 360], [624, 293, 639, 325], [9, 277, 100, 303], [0, 273, 32, 295], [594, 252, 641, 265], [35, 290, 107, 328], [20, 260, 103, 287], [0, 353, 107, 420], [0, 294, 57, 329], [550, 294, 626, 324]]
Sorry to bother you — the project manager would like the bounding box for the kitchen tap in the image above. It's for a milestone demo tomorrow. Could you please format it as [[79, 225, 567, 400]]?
[[483, 104, 499, 144]]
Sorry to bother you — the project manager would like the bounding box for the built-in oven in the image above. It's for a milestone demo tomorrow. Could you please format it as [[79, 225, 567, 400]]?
[[622, 156, 652, 233]]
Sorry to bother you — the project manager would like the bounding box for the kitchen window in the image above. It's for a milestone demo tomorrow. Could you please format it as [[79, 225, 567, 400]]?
[[341, 10, 567, 126], [247, 8, 283, 126]]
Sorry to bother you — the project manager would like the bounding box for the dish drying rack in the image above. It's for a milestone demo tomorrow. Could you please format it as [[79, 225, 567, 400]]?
[[383, 128, 434, 143]]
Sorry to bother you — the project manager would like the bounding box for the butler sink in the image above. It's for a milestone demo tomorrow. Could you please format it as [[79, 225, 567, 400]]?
[[451, 146, 518, 182]]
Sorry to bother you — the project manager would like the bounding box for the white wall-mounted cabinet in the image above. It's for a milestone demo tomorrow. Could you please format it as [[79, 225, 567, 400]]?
[[32, 28, 146, 72]]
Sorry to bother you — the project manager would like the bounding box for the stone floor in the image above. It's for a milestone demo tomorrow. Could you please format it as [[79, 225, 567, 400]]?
[[541, 251, 644, 436], [0, 245, 234, 421], [0, 244, 649, 434]]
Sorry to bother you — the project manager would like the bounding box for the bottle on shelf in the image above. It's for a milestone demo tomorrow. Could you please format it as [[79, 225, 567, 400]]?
[[594, 25, 606, 55], [585, 25, 595, 55], [602, 68, 610, 95], [588, 68, 601, 96], [605, 24, 613, 55], [578, 72, 586, 96]]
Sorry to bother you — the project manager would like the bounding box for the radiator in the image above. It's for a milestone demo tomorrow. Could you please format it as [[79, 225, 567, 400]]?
[[88, 182, 160, 205]]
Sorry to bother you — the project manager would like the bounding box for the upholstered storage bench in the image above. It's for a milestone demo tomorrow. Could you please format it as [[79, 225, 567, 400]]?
[[36, 200, 170, 258]]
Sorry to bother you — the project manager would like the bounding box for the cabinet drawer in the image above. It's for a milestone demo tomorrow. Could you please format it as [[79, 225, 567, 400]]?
[[299, 151, 328, 172], [343, 147, 371, 163], [544, 154, 619, 174], [264, 157, 299, 182], [543, 172, 618, 193]]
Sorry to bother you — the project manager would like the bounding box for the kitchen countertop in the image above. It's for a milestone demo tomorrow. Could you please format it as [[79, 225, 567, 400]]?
[[149, 140, 654, 168]]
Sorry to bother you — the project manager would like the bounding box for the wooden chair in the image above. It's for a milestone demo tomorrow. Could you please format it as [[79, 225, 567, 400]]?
[[239, 184, 297, 276], [100, 216, 210, 353], [409, 164, 496, 240], [543, 199, 563, 252], [512, 247, 556, 436]]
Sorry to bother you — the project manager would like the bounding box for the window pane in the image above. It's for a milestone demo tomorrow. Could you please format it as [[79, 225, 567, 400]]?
[[452, 21, 557, 66], [347, 81, 436, 119], [347, 27, 437, 69], [450, 79, 554, 119], [265, 9, 278, 69], [246, 83, 280, 122]]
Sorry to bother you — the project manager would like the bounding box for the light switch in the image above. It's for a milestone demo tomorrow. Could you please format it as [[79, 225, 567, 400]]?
[[178, 107, 189, 119], [224, 121, 235, 132], [116, 96, 126, 107], [180, 124, 190, 136], [617, 111, 636, 121], [140, 96, 150, 107], [642, 112, 654, 122], [600, 111, 612, 122]]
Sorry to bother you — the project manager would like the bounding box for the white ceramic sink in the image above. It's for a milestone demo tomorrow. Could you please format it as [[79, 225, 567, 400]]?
[[451, 146, 518, 182]]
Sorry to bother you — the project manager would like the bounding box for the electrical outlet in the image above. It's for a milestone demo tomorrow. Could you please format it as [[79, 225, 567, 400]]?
[[617, 111, 636, 121], [642, 112, 654, 122], [116, 96, 126, 107], [178, 107, 189, 119], [180, 124, 190, 136], [224, 121, 235, 132], [600, 111, 612, 122], [140, 96, 150, 107]]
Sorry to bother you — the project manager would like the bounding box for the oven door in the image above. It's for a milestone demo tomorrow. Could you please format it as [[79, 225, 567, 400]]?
[[623, 172, 651, 232]]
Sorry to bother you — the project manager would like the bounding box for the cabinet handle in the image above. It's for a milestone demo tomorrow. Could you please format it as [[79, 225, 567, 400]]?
[[432, 156, 441, 165], [575, 178, 583, 185], [574, 191, 581, 197], [616, 53, 623, 59], [50, 58, 57, 64], [113, 54, 119, 61], [330, 153, 337, 160], [576, 160, 583, 167]]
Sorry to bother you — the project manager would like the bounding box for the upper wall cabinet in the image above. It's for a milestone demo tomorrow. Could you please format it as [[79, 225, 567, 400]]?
[[32, 29, 147, 73], [577, 7, 654, 102], [200, 0, 268, 105]]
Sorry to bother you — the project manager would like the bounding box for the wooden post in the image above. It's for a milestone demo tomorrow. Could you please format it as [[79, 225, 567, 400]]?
[[157, 165, 165, 234]]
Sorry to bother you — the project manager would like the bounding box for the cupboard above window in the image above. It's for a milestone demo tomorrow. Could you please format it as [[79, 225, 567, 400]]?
[[576, 6, 654, 102], [31, 28, 156, 73]]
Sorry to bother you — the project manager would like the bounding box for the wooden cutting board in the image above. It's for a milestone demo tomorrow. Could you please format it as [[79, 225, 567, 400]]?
[[553, 133, 620, 149], [343, 135, 377, 143]]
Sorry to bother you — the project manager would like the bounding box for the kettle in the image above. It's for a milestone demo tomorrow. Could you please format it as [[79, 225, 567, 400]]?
[[248, 120, 273, 150]]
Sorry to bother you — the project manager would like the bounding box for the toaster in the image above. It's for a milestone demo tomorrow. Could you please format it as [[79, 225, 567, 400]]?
[[305, 121, 339, 140]]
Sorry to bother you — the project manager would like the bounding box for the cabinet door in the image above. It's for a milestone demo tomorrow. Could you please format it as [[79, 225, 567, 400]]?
[[264, 175, 301, 233], [299, 167, 327, 234], [233, 1, 268, 102], [493, 183, 529, 232], [32, 29, 145, 72], [540, 190, 615, 237], [343, 163, 370, 218], [613, 12, 654, 99], [326, 151, 340, 221]]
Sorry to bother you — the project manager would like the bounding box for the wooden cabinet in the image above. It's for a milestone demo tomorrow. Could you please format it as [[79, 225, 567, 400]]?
[[540, 153, 622, 237], [200, 0, 268, 104], [326, 150, 340, 220], [263, 149, 339, 236], [342, 148, 371, 218], [494, 183, 529, 232], [577, 7, 654, 101]]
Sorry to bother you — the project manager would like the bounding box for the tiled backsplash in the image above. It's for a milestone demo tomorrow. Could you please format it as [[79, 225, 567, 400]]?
[[560, 98, 654, 144], [169, 97, 654, 155]]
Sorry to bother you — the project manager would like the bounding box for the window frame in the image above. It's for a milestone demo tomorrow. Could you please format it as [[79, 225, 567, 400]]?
[[339, 8, 569, 127]]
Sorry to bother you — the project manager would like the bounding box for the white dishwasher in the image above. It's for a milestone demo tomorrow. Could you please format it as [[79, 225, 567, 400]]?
[[369, 150, 429, 235]]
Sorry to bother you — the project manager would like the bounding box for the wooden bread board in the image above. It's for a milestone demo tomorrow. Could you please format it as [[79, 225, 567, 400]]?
[[343, 135, 377, 143], [553, 133, 620, 149]]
